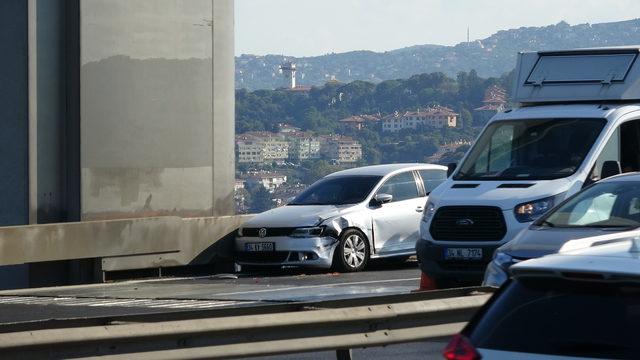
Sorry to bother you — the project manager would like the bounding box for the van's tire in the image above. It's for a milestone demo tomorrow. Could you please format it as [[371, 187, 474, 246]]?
[[332, 229, 370, 272]]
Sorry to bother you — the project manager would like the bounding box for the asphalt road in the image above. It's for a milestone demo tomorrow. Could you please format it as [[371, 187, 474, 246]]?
[[248, 341, 447, 360], [0, 259, 452, 359], [0, 258, 422, 323]]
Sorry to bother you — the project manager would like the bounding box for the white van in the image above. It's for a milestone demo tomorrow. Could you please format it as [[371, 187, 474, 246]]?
[[416, 47, 640, 285]]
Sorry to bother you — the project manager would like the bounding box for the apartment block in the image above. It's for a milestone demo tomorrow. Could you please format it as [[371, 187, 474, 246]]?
[[321, 136, 363, 163], [382, 106, 458, 132]]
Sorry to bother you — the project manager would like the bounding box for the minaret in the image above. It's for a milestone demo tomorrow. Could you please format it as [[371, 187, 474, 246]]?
[[279, 61, 296, 89]]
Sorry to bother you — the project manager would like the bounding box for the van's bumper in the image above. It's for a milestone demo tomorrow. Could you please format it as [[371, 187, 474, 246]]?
[[415, 239, 497, 282]]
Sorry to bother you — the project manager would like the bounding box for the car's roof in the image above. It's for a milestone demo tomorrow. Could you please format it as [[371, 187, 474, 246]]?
[[599, 171, 640, 183], [511, 238, 640, 279], [326, 163, 447, 177]]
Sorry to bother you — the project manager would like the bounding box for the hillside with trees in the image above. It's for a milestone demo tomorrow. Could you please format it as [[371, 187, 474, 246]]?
[[236, 18, 640, 90], [236, 70, 511, 166]]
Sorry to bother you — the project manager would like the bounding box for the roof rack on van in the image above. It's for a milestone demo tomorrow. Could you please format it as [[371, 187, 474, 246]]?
[[513, 46, 640, 104]]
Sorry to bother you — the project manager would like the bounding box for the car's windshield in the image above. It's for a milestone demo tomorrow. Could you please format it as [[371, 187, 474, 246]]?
[[455, 118, 606, 180], [289, 175, 382, 206], [468, 278, 640, 359], [538, 181, 640, 229]]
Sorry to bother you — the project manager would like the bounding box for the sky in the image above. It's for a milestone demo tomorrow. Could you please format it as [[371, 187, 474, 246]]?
[[235, 0, 640, 57]]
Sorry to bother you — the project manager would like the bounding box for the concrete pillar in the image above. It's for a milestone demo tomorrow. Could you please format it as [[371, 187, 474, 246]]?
[[212, 0, 236, 216], [0, 0, 30, 289]]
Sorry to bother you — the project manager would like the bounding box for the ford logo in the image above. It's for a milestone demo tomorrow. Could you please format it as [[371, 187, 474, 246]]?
[[258, 228, 268, 238], [456, 218, 474, 226]]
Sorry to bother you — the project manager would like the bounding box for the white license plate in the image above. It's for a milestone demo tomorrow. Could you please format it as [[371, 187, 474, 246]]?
[[244, 242, 275, 252], [444, 248, 483, 260]]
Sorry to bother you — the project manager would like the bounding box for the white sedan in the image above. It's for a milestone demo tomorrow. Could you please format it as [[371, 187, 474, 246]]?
[[235, 163, 447, 272]]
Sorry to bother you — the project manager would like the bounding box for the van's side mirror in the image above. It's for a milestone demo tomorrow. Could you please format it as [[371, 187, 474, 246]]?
[[601, 160, 621, 180], [371, 193, 393, 206], [447, 163, 457, 177]]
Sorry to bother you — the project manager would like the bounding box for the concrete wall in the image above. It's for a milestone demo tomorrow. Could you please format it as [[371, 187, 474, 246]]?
[[80, 0, 235, 220], [0, 0, 236, 289]]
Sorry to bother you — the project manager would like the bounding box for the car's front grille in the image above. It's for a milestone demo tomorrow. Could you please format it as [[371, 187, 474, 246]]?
[[236, 251, 290, 263], [242, 228, 296, 237], [430, 206, 507, 241]]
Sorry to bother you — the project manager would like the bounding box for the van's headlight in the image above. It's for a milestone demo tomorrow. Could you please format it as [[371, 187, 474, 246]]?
[[421, 201, 436, 223], [514, 194, 563, 223], [291, 227, 325, 238]]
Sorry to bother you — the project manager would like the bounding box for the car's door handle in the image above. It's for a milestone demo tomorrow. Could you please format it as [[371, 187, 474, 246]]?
[[416, 206, 424, 213]]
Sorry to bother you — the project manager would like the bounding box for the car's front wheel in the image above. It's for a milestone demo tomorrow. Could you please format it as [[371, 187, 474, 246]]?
[[332, 229, 369, 272]]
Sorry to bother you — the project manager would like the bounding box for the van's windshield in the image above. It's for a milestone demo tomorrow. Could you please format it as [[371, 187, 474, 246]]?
[[454, 118, 606, 181]]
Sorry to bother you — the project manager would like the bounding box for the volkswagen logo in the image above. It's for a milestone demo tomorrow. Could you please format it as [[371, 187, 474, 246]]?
[[455, 218, 474, 226], [258, 228, 268, 238]]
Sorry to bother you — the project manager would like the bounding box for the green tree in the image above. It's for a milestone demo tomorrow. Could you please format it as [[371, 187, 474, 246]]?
[[248, 186, 273, 213]]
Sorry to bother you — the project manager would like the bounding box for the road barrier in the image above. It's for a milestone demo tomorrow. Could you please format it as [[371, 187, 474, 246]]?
[[0, 288, 491, 359], [0, 215, 251, 274]]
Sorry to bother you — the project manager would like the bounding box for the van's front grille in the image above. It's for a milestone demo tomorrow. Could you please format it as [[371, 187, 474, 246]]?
[[430, 206, 506, 241]]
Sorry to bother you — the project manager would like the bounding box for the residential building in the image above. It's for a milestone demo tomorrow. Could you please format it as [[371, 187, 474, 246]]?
[[288, 134, 321, 161], [277, 123, 301, 134], [381, 106, 458, 132], [338, 114, 381, 130], [474, 85, 507, 126], [244, 172, 288, 192], [262, 136, 289, 162], [236, 132, 289, 164], [321, 135, 363, 163], [236, 133, 266, 163]]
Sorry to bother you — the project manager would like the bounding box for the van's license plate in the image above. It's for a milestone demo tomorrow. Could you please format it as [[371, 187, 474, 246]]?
[[444, 248, 482, 260], [245, 242, 275, 252]]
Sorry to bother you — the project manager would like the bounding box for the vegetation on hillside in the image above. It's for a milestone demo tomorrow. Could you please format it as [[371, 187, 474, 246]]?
[[236, 19, 640, 90]]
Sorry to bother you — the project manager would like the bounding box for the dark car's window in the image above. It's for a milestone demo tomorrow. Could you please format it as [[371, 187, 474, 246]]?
[[539, 181, 640, 229], [454, 118, 606, 180], [376, 172, 419, 202], [418, 169, 447, 194], [289, 175, 381, 206], [467, 278, 640, 359]]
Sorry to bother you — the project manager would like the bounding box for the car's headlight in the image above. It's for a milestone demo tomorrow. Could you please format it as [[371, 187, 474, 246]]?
[[421, 201, 436, 223], [514, 194, 564, 223], [290, 227, 325, 238], [493, 251, 513, 269], [237, 227, 243, 237]]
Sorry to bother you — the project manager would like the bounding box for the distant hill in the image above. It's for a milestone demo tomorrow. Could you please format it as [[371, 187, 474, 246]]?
[[236, 18, 640, 90]]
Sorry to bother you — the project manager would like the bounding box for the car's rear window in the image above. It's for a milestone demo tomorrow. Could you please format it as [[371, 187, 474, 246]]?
[[467, 278, 640, 359]]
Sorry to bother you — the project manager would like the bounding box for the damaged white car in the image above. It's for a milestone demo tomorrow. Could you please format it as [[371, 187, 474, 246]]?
[[235, 163, 447, 271]]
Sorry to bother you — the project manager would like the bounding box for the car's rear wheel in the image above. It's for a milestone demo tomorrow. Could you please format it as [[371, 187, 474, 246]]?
[[332, 229, 369, 272]]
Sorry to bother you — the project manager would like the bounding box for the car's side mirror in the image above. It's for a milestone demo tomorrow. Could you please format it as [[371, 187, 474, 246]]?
[[371, 193, 393, 206], [447, 163, 457, 177], [601, 160, 621, 180]]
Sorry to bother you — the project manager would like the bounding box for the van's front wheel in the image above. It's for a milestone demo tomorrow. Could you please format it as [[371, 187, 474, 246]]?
[[332, 229, 369, 272]]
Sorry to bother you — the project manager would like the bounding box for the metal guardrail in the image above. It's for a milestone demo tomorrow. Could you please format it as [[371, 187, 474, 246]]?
[[0, 289, 492, 359]]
